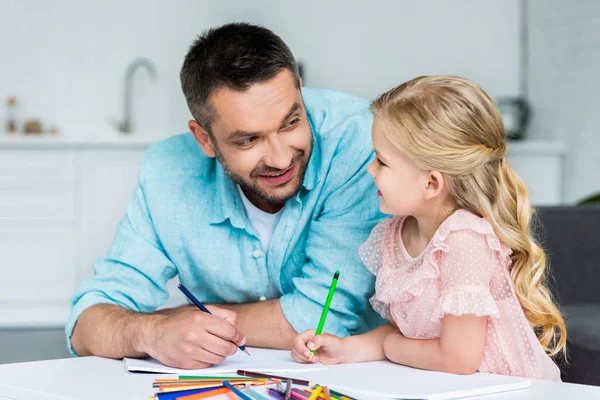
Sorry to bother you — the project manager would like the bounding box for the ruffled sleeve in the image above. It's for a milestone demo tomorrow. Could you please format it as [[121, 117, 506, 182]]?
[[431, 212, 508, 320], [358, 217, 398, 320], [358, 217, 397, 276]]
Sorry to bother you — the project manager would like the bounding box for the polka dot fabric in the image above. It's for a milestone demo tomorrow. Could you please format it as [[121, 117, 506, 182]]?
[[359, 210, 560, 381]]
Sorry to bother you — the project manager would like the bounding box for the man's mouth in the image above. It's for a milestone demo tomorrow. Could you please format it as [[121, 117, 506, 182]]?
[[258, 164, 296, 186]]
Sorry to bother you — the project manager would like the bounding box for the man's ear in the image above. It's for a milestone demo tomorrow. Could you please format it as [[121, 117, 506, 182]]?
[[189, 120, 216, 158], [423, 170, 446, 201]]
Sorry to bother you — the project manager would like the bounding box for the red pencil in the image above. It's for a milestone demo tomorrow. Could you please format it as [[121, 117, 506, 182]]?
[[237, 370, 314, 387]]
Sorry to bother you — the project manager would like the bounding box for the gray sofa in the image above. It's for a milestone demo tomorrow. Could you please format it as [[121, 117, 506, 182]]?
[[535, 206, 600, 386]]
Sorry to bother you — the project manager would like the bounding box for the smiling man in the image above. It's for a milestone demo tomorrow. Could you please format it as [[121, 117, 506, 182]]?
[[67, 22, 384, 369]]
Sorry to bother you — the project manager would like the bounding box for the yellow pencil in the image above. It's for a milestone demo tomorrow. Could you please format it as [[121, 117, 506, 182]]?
[[308, 386, 323, 400]]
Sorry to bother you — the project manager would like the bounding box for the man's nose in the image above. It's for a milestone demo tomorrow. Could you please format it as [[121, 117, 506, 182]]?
[[264, 135, 293, 170]]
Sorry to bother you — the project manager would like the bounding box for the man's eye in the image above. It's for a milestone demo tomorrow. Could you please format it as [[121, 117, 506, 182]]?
[[237, 137, 257, 147], [285, 118, 300, 129]]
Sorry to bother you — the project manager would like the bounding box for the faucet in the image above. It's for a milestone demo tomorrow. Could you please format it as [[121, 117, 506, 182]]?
[[116, 58, 157, 134]]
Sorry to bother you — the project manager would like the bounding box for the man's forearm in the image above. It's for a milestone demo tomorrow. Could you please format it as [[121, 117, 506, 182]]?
[[216, 299, 297, 349], [71, 304, 164, 358]]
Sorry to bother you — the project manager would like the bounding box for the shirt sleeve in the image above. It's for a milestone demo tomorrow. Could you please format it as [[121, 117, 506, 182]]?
[[65, 179, 177, 356], [279, 145, 386, 337], [432, 229, 501, 320]]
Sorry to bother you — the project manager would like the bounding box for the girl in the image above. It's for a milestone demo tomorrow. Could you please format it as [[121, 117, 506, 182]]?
[[291, 76, 566, 380]]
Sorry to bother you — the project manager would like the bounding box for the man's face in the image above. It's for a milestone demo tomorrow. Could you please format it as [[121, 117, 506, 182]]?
[[193, 70, 313, 211]]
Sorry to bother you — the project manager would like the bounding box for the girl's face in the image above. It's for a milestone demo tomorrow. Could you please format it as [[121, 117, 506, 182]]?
[[367, 120, 429, 216]]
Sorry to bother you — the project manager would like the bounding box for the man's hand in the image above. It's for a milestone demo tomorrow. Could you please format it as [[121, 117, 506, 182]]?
[[71, 304, 246, 370], [142, 305, 246, 369]]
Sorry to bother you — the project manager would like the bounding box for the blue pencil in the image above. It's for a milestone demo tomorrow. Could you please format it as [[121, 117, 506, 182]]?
[[223, 381, 253, 400], [178, 284, 250, 355], [155, 386, 219, 400]]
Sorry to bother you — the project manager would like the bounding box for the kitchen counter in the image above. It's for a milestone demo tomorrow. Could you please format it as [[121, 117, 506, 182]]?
[[0, 134, 566, 154], [0, 133, 170, 149]]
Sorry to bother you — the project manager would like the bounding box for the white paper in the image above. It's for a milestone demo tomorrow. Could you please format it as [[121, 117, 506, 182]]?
[[125, 347, 327, 375], [305, 361, 531, 400]]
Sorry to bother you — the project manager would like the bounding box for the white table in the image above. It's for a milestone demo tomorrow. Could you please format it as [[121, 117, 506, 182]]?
[[0, 357, 598, 400]]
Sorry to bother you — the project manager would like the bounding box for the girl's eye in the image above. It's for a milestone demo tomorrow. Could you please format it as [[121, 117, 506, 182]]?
[[376, 157, 387, 167]]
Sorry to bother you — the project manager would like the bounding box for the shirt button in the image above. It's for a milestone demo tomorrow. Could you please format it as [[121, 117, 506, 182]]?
[[259, 296, 267, 301], [251, 250, 262, 258]]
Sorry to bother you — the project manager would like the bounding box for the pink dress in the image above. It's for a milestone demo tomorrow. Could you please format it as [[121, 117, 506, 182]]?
[[359, 210, 560, 381]]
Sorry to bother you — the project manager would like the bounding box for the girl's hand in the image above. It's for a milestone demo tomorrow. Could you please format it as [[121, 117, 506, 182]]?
[[291, 329, 349, 365]]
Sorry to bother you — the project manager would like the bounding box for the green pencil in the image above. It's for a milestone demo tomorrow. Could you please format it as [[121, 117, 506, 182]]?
[[310, 270, 340, 358]]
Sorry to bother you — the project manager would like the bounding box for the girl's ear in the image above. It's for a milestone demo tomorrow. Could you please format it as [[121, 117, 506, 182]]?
[[423, 170, 446, 201]]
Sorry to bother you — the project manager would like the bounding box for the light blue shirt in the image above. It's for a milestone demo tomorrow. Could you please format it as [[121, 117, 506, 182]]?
[[66, 88, 386, 355]]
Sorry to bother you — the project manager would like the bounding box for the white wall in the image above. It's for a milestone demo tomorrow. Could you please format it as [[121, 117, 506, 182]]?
[[527, 0, 600, 203], [0, 0, 521, 139]]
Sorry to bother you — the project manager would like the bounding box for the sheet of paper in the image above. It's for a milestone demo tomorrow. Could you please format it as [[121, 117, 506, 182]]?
[[125, 347, 327, 375], [301, 361, 531, 400]]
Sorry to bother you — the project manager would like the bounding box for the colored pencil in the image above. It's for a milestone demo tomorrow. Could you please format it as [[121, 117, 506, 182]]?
[[267, 389, 284, 400], [245, 387, 271, 400], [304, 388, 341, 400], [291, 389, 310, 399], [175, 387, 230, 400], [237, 370, 314, 387], [178, 284, 250, 355], [289, 391, 307, 400], [308, 386, 323, 400], [178, 376, 255, 380], [329, 389, 356, 400], [222, 381, 253, 400], [284, 379, 292, 400], [156, 387, 221, 400], [155, 381, 261, 388], [310, 270, 339, 359], [160, 383, 222, 392], [158, 380, 266, 392]]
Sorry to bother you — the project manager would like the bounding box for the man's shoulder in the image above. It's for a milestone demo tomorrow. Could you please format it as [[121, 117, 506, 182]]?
[[140, 132, 213, 181], [302, 87, 372, 135], [304, 88, 374, 170]]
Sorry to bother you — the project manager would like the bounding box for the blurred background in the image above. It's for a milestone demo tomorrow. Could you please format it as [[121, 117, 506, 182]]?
[[0, 0, 598, 375]]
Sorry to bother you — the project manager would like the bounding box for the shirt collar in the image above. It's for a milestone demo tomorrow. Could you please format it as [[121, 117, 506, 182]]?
[[207, 162, 247, 228], [302, 115, 321, 191]]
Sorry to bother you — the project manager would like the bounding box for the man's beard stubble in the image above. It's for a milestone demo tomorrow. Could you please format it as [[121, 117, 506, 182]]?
[[211, 137, 312, 206]]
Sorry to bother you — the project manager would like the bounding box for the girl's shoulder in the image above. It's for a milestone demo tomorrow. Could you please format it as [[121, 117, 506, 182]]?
[[359, 216, 403, 275], [434, 209, 512, 263]]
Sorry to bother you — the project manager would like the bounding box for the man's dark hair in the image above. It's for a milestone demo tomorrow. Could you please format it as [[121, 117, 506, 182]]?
[[180, 22, 300, 133]]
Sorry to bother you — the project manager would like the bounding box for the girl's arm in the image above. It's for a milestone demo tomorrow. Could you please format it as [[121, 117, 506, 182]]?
[[383, 314, 488, 374], [291, 323, 396, 364], [343, 322, 397, 363]]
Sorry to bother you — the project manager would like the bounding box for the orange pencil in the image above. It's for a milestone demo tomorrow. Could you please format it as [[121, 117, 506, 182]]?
[[160, 380, 270, 392], [175, 387, 229, 400], [160, 383, 223, 392], [155, 378, 257, 385]]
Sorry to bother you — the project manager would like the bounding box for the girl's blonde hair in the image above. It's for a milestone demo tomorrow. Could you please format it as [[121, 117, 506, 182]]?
[[371, 76, 566, 357]]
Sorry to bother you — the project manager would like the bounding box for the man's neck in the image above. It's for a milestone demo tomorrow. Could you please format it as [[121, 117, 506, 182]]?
[[240, 187, 285, 214]]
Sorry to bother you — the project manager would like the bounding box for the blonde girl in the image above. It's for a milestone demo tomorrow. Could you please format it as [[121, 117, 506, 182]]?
[[291, 76, 566, 380]]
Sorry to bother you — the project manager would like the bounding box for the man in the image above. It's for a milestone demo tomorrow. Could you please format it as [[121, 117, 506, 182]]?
[[67, 22, 384, 369]]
